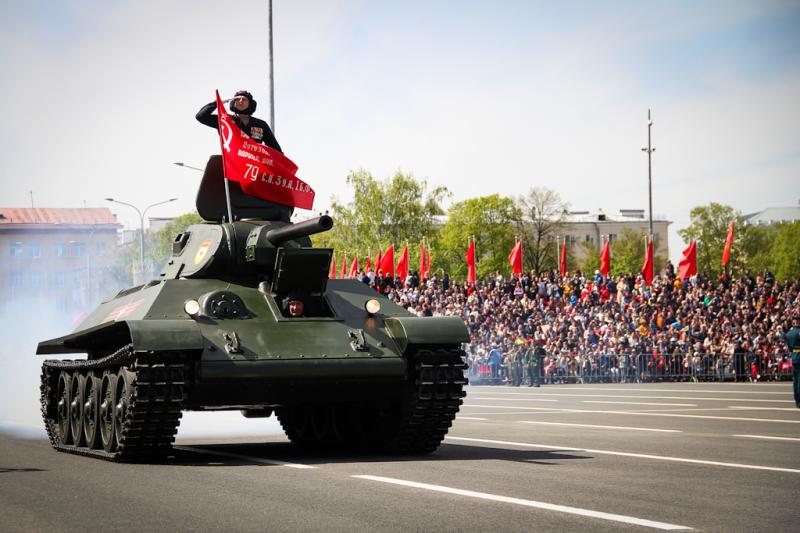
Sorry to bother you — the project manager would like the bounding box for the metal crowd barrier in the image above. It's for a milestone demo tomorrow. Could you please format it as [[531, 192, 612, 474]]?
[[465, 351, 794, 386]]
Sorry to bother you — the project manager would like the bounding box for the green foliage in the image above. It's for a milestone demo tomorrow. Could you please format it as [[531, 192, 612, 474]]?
[[579, 239, 600, 275], [608, 228, 665, 276], [437, 194, 517, 280], [771, 221, 800, 280], [741, 224, 776, 275], [314, 169, 449, 266], [678, 203, 743, 276], [153, 212, 204, 262]]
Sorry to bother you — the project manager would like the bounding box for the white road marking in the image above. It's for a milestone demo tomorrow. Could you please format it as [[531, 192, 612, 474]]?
[[468, 386, 789, 395], [464, 404, 800, 423], [583, 401, 696, 407], [458, 417, 489, 421], [352, 474, 692, 531], [728, 406, 800, 411], [472, 396, 558, 402], [470, 393, 793, 403], [520, 421, 681, 433], [733, 434, 800, 442], [446, 436, 800, 474], [175, 445, 317, 469]]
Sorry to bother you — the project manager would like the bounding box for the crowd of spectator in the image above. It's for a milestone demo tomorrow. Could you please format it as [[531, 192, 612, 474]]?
[[357, 263, 799, 384]]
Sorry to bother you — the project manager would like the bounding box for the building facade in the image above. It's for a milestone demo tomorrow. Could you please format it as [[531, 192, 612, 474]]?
[[558, 209, 670, 263], [0, 208, 121, 317]]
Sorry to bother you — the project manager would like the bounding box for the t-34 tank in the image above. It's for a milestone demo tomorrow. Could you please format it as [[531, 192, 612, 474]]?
[[37, 156, 469, 461]]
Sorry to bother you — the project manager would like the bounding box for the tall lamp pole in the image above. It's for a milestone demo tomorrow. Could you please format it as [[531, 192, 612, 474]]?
[[105, 197, 178, 275], [268, 0, 275, 132], [641, 109, 656, 240]]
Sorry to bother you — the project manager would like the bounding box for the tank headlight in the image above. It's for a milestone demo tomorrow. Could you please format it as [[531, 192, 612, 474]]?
[[184, 299, 201, 317], [365, 299, 381, 315]]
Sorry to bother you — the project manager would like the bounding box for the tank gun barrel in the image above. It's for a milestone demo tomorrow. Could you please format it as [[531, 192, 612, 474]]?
[[265, 215, 333, 245]]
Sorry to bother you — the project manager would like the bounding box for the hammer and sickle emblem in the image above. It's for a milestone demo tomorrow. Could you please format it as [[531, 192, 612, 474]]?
[[220, 117, 233, 153]]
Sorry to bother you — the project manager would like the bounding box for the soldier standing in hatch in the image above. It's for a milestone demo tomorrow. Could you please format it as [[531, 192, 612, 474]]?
[[785, 315, 800, 408], [196, 90, 282, 152]]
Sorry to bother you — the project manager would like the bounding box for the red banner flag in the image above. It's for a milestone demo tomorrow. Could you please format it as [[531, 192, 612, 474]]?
[[466, 239, 476, 284], [348, 254, 359, 279], [379, 245, 395, 278], [419, 242, 426, 279], [329, 255, 336, 279], [722, 222, 735, 267], [678, 240, 697, 281], [508, 240, 522, 275], [396, 246, 409, 281], [599, 239, 611, 278], [340, 254, 348, 279], [214, 91, 314, 209], [426, 249, 432, 279], [375, 248, 383, 275], [559, 241, 567, 277], [641, 239, 654, 286], [364, 255, 371, 274]]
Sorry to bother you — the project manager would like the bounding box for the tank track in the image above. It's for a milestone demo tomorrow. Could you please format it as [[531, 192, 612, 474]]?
[[40, 344, 186, 462], [393, 347, 468, 453], [276, 346, 467, 453]]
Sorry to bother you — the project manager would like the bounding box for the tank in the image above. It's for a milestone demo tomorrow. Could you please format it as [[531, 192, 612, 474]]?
[[37, 155, 469, 461]]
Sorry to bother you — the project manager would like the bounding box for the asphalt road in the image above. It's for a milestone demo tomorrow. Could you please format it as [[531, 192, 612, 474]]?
[[2, 382, 798, 532]]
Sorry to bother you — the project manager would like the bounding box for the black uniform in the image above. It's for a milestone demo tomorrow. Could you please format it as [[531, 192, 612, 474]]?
[[196, 102, 282, 153]]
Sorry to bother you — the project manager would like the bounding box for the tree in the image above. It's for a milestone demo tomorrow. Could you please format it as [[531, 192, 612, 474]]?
[[314, 169, 449, 264], [771, 221, 800, 280], [514, 187, 568, 274], [678, 203, 744, 276], [437, 194, 517, 280], [579, 239, 600, 275], [609, 228, 666, 277]]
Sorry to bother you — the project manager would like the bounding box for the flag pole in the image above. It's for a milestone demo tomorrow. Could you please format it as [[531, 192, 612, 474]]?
[[267, 0, 275, 133]]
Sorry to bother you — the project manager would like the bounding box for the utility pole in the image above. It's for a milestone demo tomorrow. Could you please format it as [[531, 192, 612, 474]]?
[[268, 0, 275, 132], [641, 109, 656, 240]]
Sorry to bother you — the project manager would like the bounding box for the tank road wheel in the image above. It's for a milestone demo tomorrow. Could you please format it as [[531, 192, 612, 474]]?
[[56, 371, 73, 445], [100, 371, 117, 452], [69, 373, 86, 446], [82, 373, 102, 449], [114, 368, 135, 452]]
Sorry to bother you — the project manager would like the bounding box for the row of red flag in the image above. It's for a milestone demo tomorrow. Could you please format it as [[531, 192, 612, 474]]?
[[329, 243, 432, 280]]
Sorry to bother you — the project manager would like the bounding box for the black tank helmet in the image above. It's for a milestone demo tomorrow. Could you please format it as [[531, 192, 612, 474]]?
[[229, 90, 257, 115]]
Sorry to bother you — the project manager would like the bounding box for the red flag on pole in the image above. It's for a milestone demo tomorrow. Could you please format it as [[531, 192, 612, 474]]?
[[722, 222, 735, 267], [375, 248, 383, 275], [678, 240, 697, 281], [340, 254, 347, 279], [348, 254, 359, 279], [379, 245, 395, 278], [419, 242, 426, 279], [559, 241, 567, 277], [641, 239, 654, 286], [599, 239, 611, 278], [363, 255, 371, 274], [466, 239, 476, 284], [329, 255, 336, 279], [425, 248, 432, 279], [396, 246, 409, 281], [508, 240, 522, 276], [214, 91, 314, 209]]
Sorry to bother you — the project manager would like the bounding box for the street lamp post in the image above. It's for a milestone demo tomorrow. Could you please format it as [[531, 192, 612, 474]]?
[[173, 161, 204, 172], [105, 197, 178, 279]]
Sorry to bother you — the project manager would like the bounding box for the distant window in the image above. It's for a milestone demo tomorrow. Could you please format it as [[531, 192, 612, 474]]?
[[585, 235, 594, 243], [55, 243, 68, 257], [10, 244, 23, 257], [608, 234, 617, 242], [28, 244, 41, 258], [29, 271, 42, 289], [54, 272, 66, 288], [567, 235, 577, 245], [11, 271, 23, 288], [57, 298, 69, 312], [95, 242, 106, 254], [72, 242, 87, 257]]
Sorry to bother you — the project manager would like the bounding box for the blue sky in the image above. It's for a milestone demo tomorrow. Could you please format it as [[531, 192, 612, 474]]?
[[1, 0, 798, 261]]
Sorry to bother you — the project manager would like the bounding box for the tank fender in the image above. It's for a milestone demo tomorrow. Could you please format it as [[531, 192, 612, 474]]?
[[37, 319, 204, 355], [384, 316, 469, 353]]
